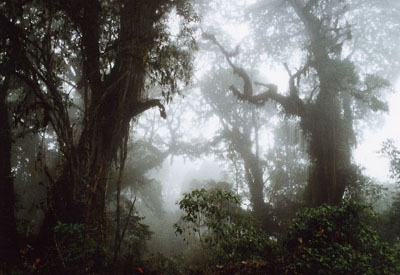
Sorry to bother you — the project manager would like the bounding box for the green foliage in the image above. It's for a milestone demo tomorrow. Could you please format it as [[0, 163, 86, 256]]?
[[377, 141, 400, 245], [53, 222, 86, 264], [174, 188, 272, 264], [14, 222, 108, 274], [343, 165, 386, 204], [144, 253, 187, 275], [280, 201, 400, 274], [51, 222, 107, 274], [328, 59, 359, 88], [378, 194, 400, 246], [381, 140, 400, 183], [116, 213, 153, 274], [360, 74, 391, 112]]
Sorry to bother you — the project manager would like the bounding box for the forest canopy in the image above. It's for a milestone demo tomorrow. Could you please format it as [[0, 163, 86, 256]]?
[[1, 0, 400, 274]]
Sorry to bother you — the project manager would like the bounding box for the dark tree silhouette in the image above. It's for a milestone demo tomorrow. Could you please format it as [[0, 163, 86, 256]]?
[[204, 0, 390, 206], [0, 0, 196, 249]]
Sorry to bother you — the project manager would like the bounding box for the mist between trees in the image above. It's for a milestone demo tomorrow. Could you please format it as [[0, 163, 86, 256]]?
[[1, 0, 400, 274]]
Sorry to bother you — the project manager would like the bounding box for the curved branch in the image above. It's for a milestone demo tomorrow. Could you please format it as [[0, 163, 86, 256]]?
[[202, 32, 253, 97], [235, 83, 306, 118], [203, 32, 307, 117]]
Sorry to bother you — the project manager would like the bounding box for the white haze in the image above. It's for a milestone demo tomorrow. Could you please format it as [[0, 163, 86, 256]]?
[[202, 4, 400, 185], [152, 78, 400, 210], [149, 10, 400, 212], [354, 78, 400, 182]]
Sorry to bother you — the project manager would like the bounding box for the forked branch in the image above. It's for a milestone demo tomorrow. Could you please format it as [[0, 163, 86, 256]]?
[[202, 32, 253, 97], [202, 32, 280, 105], [203, 32, 307, 117]]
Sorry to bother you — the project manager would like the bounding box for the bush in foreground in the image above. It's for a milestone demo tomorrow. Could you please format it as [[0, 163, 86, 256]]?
[[280, 201, 400, 274]]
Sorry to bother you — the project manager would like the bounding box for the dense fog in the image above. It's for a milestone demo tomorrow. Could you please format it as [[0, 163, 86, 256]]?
[[1, 0, 400, 274]]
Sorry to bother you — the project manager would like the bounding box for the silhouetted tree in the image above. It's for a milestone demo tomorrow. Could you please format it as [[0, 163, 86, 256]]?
[[197, 67, 276, 230], [1, 0, 197, 250], [204, 0, 391, 206]]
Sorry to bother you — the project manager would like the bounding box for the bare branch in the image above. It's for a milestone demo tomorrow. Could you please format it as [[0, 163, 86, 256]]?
[[307, 85, 319, 103], [202, 32, 253, 97], [113, 196, 136, 264], [284, 59, 312, 98]]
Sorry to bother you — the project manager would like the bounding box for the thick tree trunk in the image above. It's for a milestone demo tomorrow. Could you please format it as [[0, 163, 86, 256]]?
[[244, 156, 266, 218], [49, 0, 161, 229], [304, 93, 347, 206], [0, 80, 17, 266], [291, 1, 354, 206], [303, 61, 353, 206], [244, 158, 276, 229]]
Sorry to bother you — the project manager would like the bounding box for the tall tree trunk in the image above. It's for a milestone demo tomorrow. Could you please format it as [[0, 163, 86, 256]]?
[[289, 1, 355, 206], [244, 157, 271, 221], [229, 125, 274, 231], [50, 0, 164, 229], [302, 57, 354, 206], [0, 78, 17, 267], [304, 92, 345, 205]]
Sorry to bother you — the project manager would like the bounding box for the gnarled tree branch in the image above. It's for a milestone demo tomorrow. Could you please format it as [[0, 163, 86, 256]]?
[[203, 32, 307, 117], [202, 32, 253, 97]]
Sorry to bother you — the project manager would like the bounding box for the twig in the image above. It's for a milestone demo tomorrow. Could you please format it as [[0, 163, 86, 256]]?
[[113, 196, 137, 265], [308, 85, 319, 103], [53, 234, 66, 268]]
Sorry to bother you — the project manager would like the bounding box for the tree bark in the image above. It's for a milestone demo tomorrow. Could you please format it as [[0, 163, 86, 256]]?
[[0, 78, 17, 266], [303, 92, 347, 205]]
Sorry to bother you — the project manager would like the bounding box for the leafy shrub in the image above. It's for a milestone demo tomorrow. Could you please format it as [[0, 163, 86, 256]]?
[[117, 214, 153, 275], [280, 201, 400, 274], [144, 253, 186, 275], [174, 188, 272, 265], [51, 222, 108, 274], [378, 140, 400, 245]]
